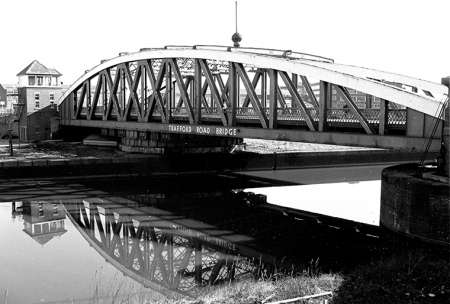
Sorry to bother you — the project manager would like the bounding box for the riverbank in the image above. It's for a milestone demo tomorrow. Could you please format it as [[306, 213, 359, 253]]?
[[187, 250, 449, 304], [0, 138, 371, 160], [0, 140, 437, 180], [88, 247, 448, 304]]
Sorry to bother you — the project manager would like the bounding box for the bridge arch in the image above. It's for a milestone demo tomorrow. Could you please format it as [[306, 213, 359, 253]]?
[[58, 46, 447, 151]]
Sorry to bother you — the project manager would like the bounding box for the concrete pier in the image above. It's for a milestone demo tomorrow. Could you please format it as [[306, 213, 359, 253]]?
[[101, 129, 243, 154], [380, 77, 449, 247], [380, 164, 449, 246]]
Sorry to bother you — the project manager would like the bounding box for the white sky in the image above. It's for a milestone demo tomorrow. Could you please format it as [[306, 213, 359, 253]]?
[[0, 0, 449, 85]]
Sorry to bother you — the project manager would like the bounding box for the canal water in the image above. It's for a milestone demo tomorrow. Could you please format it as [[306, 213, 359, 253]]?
[[0, 169, 384, 303]]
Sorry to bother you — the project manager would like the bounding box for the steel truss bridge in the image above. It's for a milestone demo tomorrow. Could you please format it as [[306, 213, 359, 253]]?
[[59, 45, 448, 151], [64, 197, 267, 298]]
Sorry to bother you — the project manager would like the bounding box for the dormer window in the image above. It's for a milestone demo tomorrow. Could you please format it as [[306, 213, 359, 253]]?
[[28, 76, 35, 86], [37, 76, 43, 86]]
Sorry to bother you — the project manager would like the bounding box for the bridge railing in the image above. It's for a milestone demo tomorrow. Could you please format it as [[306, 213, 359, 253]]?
[[161, 45, 335, 63], [327, 108, 406, 128], [77, 103, 407, 130], [169, 107, 406, 128], [388, 109, 407, 126], [327, 109, 372, 124]]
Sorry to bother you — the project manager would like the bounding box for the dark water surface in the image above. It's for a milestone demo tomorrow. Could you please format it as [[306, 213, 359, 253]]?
[[0, 173, 384, 303]]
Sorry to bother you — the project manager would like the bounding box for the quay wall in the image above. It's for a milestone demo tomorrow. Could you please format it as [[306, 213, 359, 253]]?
[[0, 150, 437, 180]]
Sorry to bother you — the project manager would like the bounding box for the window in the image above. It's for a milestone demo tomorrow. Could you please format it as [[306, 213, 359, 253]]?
[[49, 93, 55, 106], [37, 76, 43, 86], [50, 222, 57, 232], [42, 223, 49, 234], [34, 224, 42, 234], [38, 203, 44, 217], [28, 76, 36, 86], [47, 77, 52, 86], [35, 92, 40, 108]]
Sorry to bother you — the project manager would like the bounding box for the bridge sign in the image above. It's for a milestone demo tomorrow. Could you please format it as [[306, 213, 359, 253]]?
[[168, 124, 239, 137]]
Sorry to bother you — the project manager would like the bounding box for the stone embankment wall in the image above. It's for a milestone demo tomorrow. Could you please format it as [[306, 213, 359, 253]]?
[[381, 164, 449, 246]]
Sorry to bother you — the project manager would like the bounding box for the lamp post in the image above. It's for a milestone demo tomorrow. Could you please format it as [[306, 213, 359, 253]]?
[[12, 102, 25, 151], [7, 128, 13, 156]]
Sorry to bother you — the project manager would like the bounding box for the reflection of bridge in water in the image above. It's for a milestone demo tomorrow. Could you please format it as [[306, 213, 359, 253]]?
[[63, 197, 269, 297], [3, 176, 388, 300]]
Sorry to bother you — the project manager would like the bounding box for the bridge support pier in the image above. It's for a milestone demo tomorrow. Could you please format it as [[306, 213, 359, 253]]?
[[380, 77, 449, 247], [103, 129, 243, 154]]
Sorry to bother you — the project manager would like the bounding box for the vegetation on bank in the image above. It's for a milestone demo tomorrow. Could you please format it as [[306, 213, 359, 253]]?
[[332, 250, 450, 304], [187, 273, 341, 304], [85, 248, 449, 304], [180, 251, 449, 304]]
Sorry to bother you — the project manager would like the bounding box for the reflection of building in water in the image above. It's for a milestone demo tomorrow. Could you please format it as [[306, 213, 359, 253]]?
[[22, 202, 67, 246], [11, 201, 24, 220]]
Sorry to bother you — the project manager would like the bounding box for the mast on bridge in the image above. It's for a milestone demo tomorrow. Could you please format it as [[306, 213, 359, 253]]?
[[232, 1, 242, 47]]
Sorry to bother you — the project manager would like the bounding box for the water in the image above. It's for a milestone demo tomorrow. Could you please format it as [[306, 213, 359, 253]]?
[[0, 172, 383, 303]]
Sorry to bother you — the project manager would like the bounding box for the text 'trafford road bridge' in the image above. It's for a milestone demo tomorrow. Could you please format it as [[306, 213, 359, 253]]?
[[58, 46, 448, 151]]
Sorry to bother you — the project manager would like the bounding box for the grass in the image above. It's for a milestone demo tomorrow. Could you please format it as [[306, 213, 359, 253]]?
[[70, 247, 449, 304], [186, 250, 449, 304], [83, 269, 341, 304], [183, 273, 341, 304], [331, 250, 450, 304]]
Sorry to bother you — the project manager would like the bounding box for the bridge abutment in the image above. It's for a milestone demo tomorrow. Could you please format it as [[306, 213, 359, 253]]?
[[101, 129, 243, 154], [380, 164, 449, 247], [380, 77, 449, 247]]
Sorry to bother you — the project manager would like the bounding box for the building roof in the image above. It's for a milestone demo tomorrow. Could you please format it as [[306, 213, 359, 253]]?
[[16, 60, 62, 76], [30, 230, 67, 246]]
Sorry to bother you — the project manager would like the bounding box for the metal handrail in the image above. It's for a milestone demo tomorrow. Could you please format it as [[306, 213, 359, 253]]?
[[133, 45, 334, 63], [194, 45, 334, 63]]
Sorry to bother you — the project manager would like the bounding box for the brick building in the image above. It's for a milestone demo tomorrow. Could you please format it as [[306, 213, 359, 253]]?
[[16, 60, 65, 141], [21, 202, 67, 246]]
